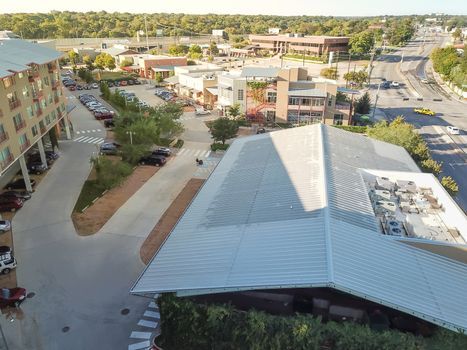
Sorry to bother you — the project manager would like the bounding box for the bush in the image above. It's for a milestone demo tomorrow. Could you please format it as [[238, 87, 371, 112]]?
[[211, 143, 230, 151], [420, 158, 443, 176], [120, 144, 149, 165], [157, 294, 467, 350], [441, 176, 459, 196], [333, 125, 368, 133], [92, 156, 133, 189], [320, 67, 338, 79]]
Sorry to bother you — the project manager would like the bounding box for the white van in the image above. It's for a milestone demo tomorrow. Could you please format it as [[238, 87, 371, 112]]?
[[447, 126, 460, 135]]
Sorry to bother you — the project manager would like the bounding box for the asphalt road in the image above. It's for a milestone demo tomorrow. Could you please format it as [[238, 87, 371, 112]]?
[[370, 32, 467, 211]]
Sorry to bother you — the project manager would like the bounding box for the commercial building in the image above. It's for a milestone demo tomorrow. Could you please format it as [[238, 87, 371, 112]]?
[[132, 124, 467, 333], [249, 34, 349, 55], [122, 54, 187, 79], [0, 39, 70, 191]]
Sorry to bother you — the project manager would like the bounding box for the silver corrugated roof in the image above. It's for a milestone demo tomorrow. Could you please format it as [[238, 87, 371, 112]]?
[[0, 40, 62, 78], [132, 124, 467, 332], [241, 66, 280, 78]]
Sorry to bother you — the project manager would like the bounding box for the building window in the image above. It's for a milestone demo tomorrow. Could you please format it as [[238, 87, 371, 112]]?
[[41, 99, 47, 109], [267, 92, 277, 103], [32, 125, 38, 137], [48, 93, 53, 105], [19, 133, 29, 147], [45, 115, 51, 125], [288, 97, 299, 105], [328, 95, 333, 107], [2, 76, 14, 89], [312, 98, 324, 106], [37, 79, 43, 91], [26, 106, 34, 119], [266, 110, 276, 122], [0, 147, 12, 165], [333, 114, 344, 125], [51, 111, 56, 120], [301, 98, 311, 106], [22, 86, 29, 99], [7, 92, 20, 110], [237, 89, 244, 101], [43, 76, 49, 86], [13, 113, 25, 131]]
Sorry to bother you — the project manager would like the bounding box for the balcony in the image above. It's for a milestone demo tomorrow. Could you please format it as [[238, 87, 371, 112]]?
[[19, 139, 31, 153], [36, 108, 43, 117], [14, 120, 26, 132], [287, 104, 325, 112], [0, 132, 9, 144], [0, 154, 14, 171], [48, 63, 57, 73], [9, 99, 21, 111], [32, 90, 44, 101], [28, 71, 40, 82], [40, 125, 47, 134], [51, 80, 60, 90]]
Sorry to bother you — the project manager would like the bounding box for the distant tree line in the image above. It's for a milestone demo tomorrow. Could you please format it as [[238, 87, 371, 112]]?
[[0, 12, 418, 44]]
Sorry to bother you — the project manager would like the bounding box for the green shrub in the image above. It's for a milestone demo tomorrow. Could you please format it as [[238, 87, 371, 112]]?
[[441, 176, 459, 196], [334, 125, 368, 133], [173, 139, 184, 148], [420, 158, 443, 176], [211, 143, 230, 151], [91, 156, 133, 189]]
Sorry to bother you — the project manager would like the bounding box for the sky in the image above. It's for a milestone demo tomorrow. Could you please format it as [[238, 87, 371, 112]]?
[[1, 0, 466, 16]]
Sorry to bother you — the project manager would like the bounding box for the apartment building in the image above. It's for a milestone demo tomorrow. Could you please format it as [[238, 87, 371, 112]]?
[[128, 54, 187, 79], [249, 34, 349, 56], [0, 39, 69, 190], [217, 71, 247, 116]]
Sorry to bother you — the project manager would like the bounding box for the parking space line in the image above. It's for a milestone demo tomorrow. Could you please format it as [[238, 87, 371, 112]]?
[[128, 340, 151, 350], [143, 310, 160, 319], [148, 301, 158, 309]]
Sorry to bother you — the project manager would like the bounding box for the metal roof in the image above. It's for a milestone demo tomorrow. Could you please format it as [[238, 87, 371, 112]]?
[[288, 89, 327, 98], [131, 124, 467, 332], [0, 39, 62, 78], [241, 66, 280, 78]]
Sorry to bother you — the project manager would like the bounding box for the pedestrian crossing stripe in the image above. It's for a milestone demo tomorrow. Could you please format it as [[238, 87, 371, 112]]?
[[76, 129, 102, 134], [177, 149, 211, 158], [74, 136, 105, 144]]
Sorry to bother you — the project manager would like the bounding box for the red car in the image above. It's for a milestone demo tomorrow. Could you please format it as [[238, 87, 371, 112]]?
[[0, 198, 23, 212], [0, 287, 27, 308]]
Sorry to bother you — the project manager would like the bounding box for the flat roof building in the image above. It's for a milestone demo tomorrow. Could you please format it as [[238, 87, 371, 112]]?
[[249, 34, 349, 55], [132, 124, 467, 332]]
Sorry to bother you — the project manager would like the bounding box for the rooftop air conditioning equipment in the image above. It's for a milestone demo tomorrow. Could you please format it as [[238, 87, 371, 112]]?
[[396, 180, 417, 193], [389, 227, 403, 236], [375, 190, 391, 200], [376, 200, 397, 214], [375, 177, 394, 191]]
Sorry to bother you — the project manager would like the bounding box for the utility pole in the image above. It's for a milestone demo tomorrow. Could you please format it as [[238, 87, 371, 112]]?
[[144, 15, 150, 52], [371, 82, 381, 121], [368, 50, 375, 87], [335, 51, 340, 80], [126, 131, 135, 145], [346, 52, 351, 88]]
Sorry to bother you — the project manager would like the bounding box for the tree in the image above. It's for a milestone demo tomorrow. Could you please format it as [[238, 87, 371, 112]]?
[[441, 176, 459, 196], [452, 28, 463, 41], [420, 159, 442, 176], [431, 47, 460, 77], [188, 45, 202, 59], [83, 55, 94, 70], [120, 59, 133, 68], [94, 53, 116, 71], [320, 67, 338, 80], [68, 50, 79, 65], [354, 92, 371, 114], [349, 30, 375, 54], [100, 81, 111, 100], [209, 42, 219, 56], [168, 44, 189, 56], [343, 70, 368, 87], [155, 72, 164, 85], [227, 103, 241, 119], [209, 117, 239, 144]]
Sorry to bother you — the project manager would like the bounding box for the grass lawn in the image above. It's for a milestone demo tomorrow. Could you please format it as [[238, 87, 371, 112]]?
[[73, 180, 105, 212], [93, 71, 132, 81]]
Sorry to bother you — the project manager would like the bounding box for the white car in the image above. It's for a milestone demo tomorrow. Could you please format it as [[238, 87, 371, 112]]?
[[390, 81, 400, 87], [0, 220, 11, 233], [195, 107, 211, 115], [447, 126, 460, 135]]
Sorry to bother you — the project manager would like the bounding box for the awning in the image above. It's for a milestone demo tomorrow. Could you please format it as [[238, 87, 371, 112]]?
[[288, 89, 327, 98], [206, 87, 218, 96], [152, 67, 171, 72]]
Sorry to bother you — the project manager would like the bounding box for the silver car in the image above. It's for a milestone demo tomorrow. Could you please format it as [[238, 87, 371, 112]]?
[[0, 220, 11, 233]]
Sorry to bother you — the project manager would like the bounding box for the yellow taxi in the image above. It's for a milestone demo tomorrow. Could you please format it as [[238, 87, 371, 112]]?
[[413, 107, 435, 116]]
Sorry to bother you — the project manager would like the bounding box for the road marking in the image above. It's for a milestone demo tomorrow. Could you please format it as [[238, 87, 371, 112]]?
[[130, 331, 152, 340], [74, 136, 87, 142], [96, 139, 105, 145], [204, 150, 211, 158], [128, 340, 151, 350], [85, 137, 102, 144], [143, 310, 160, 319], [194, 150, 202, 157], [137, 319, 158, 328], [178, 148, 186, 156], [148, 301, 158, 309]]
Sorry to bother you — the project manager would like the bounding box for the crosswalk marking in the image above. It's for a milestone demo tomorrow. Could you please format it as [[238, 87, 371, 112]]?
[[176, 148, 211, 158], [143, 310, 160, 319], [148, 301, 157, 309], [128, 340, 150, 350], [204, 150, 211, 158], [193, 150, 202, 157], [130, 331, 152, 340], [178, 148, 186, 156], [137, 319, 158, 329], [74, 135, 105, 144]]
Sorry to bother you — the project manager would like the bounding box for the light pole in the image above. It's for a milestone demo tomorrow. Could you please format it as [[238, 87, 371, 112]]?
[[371, 82, 381, 122], [126, 131, 135, 145]]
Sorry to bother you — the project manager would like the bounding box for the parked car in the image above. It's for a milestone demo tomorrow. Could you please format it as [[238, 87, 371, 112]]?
[[256, 127, 266, 134], [119, 80, 128, 86], [195, 107, 210, 115], [139, 155, 167, 167], [0, 287, 26, 307], [104, 119, 115, 128], [413, 107, 435, 116], [106, 81, 114, 87], [390, 81, 400, 88], [76, 84, 83, 90], [83, 85, 91, 90], [0, 220, 11, 233], [447, 126, 460, 135], [0, 190, 31, 201], [27, 161, 48, 175], [134, 79, 141, 85], [68, 85, 76, 91], [99, 142, 120, 155], [0, 198, 23, 212], [91, 83, 99, 89], [0, 246, 11, 255], [381, 81, 390, 89], [152, 147, 171, 157], [28, 153, 54, 166], [6, 178, 36, 190], [127, 79, 135, 85]]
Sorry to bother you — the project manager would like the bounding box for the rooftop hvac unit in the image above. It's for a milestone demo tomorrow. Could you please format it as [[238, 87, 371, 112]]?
[[374, 190, 391, 200], [387, 220, 402, 229], [396, 180, 417, 193], [389, 227, 403, 236], [294, 33, 304, 38], [376, 200, 397, 214], [375, 177, 394, 191]]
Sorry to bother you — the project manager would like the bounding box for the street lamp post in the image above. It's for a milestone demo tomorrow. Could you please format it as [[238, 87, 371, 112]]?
[[371, 82, 381, 122], [126, 131, 135, 145]]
